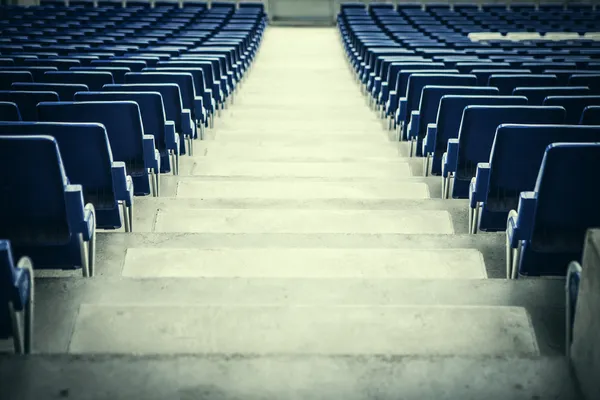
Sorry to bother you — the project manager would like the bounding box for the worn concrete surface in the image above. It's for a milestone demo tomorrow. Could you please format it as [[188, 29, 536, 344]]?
[[0, 355, 582, 400], [0, 27, 577, 398]]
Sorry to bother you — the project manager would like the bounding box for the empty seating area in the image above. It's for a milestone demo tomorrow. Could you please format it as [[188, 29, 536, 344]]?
[[1, 1, 599, 398], [340, 2, 600, 280], [0, 0, 265, 355]]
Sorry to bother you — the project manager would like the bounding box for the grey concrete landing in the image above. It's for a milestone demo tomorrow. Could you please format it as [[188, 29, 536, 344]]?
[[176, 180, 431, 199], [68, 305, 538, 355], [187, 160, 414, 179], [153, 209, 455, 234], [122, 248, 487, 279], [0, 354, 582, 400], [29, 274, 565, 354]]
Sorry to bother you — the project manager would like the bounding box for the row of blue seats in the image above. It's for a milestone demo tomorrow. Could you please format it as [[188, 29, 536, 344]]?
[[339, 3, 600, 282], [341, 3, 600, 35], [0, 2, 266, 355]]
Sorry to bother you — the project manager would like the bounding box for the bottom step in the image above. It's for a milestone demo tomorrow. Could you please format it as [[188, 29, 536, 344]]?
[[0, 354, 580, 400]]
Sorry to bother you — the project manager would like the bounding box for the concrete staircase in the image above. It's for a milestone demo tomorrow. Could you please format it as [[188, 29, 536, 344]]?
[[0, 27, 582, 399]]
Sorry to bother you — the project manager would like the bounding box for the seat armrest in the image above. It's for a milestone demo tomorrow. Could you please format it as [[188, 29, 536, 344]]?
[[470, 162, 491, 207], [445, 138, 460, 175], [193, 96, 204, 123], [111, 161, 133, 206], [181, 109, 193, 137], [65, 184, 90, 239], [507, 191, 538, 247], [399, 97, 407, 122], [408, 111, 420, 140], [164, 121, 178, 151], [142, 134, 159, 172], [423, 124, 437, 155]]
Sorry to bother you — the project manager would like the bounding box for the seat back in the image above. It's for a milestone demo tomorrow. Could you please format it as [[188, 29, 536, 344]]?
[[37, 101, 145, 171], [580, 106, 600, 125], [470, 69, 531, 86], [406, 74, 477, 122], [143, 67, 206, 95], [0, 67, 58, 81], [91, 59, 147, 72], [70, 67, 130, 84], [435, 95, 529, 158], [513, 86, 590, 106], [0, 91, 59, 121], [0, 102, 22, 121], [0, 71, 33, 90], [568, 74, 600, 94], [543, 96, 600, 124], [388, 62, 445, 92], [418, 86, 498, 138], [523, 143, 600, 276], [23, 58, 81, 71], [11, 83, 88, 101], [0, 240, 18, 328], [488, 124, 600, 215], [124, 72, 196, 119], [0, 135, 71, 244], [42, 71, 114, 91], [457, 106, 566, 179], [0, 122, 116, 210], [396, 69, 460, 99], [74, 91, 167, 151], [156, 61, 216, 91], [103, 83, 183, 132], [487, 74, 559, 95]]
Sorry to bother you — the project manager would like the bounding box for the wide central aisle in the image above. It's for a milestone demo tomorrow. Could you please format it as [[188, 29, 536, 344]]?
[[21, 27, 577, 399]]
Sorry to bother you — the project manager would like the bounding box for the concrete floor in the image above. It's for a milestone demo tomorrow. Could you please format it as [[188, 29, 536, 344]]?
[[0, 27, 582, 399]]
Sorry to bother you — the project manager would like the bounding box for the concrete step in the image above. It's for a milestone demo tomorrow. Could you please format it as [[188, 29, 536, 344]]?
[[183, 160, 413, 179], [0, 354, 581, 400], [194, 141, 401, 159], [150, 208, 454, 234], [67, 304, 539, 355], [84, 232, 506, 277], [30, 274, 564, 354], [31, 276, 563, 355]]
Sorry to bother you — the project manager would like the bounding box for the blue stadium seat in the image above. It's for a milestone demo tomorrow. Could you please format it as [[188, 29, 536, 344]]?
[[397, 74, 477, 140], [23, 58, 81, 71], [91, 59, 147, 72], [70, 67, 130, 84], [0, 102, 22, 121], [407, 86, 499, 157], [0, 135, 96, 277], [580, 106, 600, 125], [103, 83, 193, 156], [568, 74, 600, 94], [470, 69, 531, 86], [487, 74, 559, 95], [470, 124, 600, 234], [0, 122, 134, 232], [0, 240, 34, 354], [385, 68, 457, 126], [442, 106, 566, 199], [543, 96, 600, 124], [507, 143, 600, 279], [143, 67, 216, 125], [42, 71, 114, 91], [11, 82, 88, 101], [423, 95, 528, 176], [125, 71, 205, 140], [0, 71, 33, 90], [74, 91, 180, 175], [156, 60, 223, 107], [512, 86, 590, 106], [37, 101, 160, 197], [0, 67, 59, 81], [0, 91, 59, 121]]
